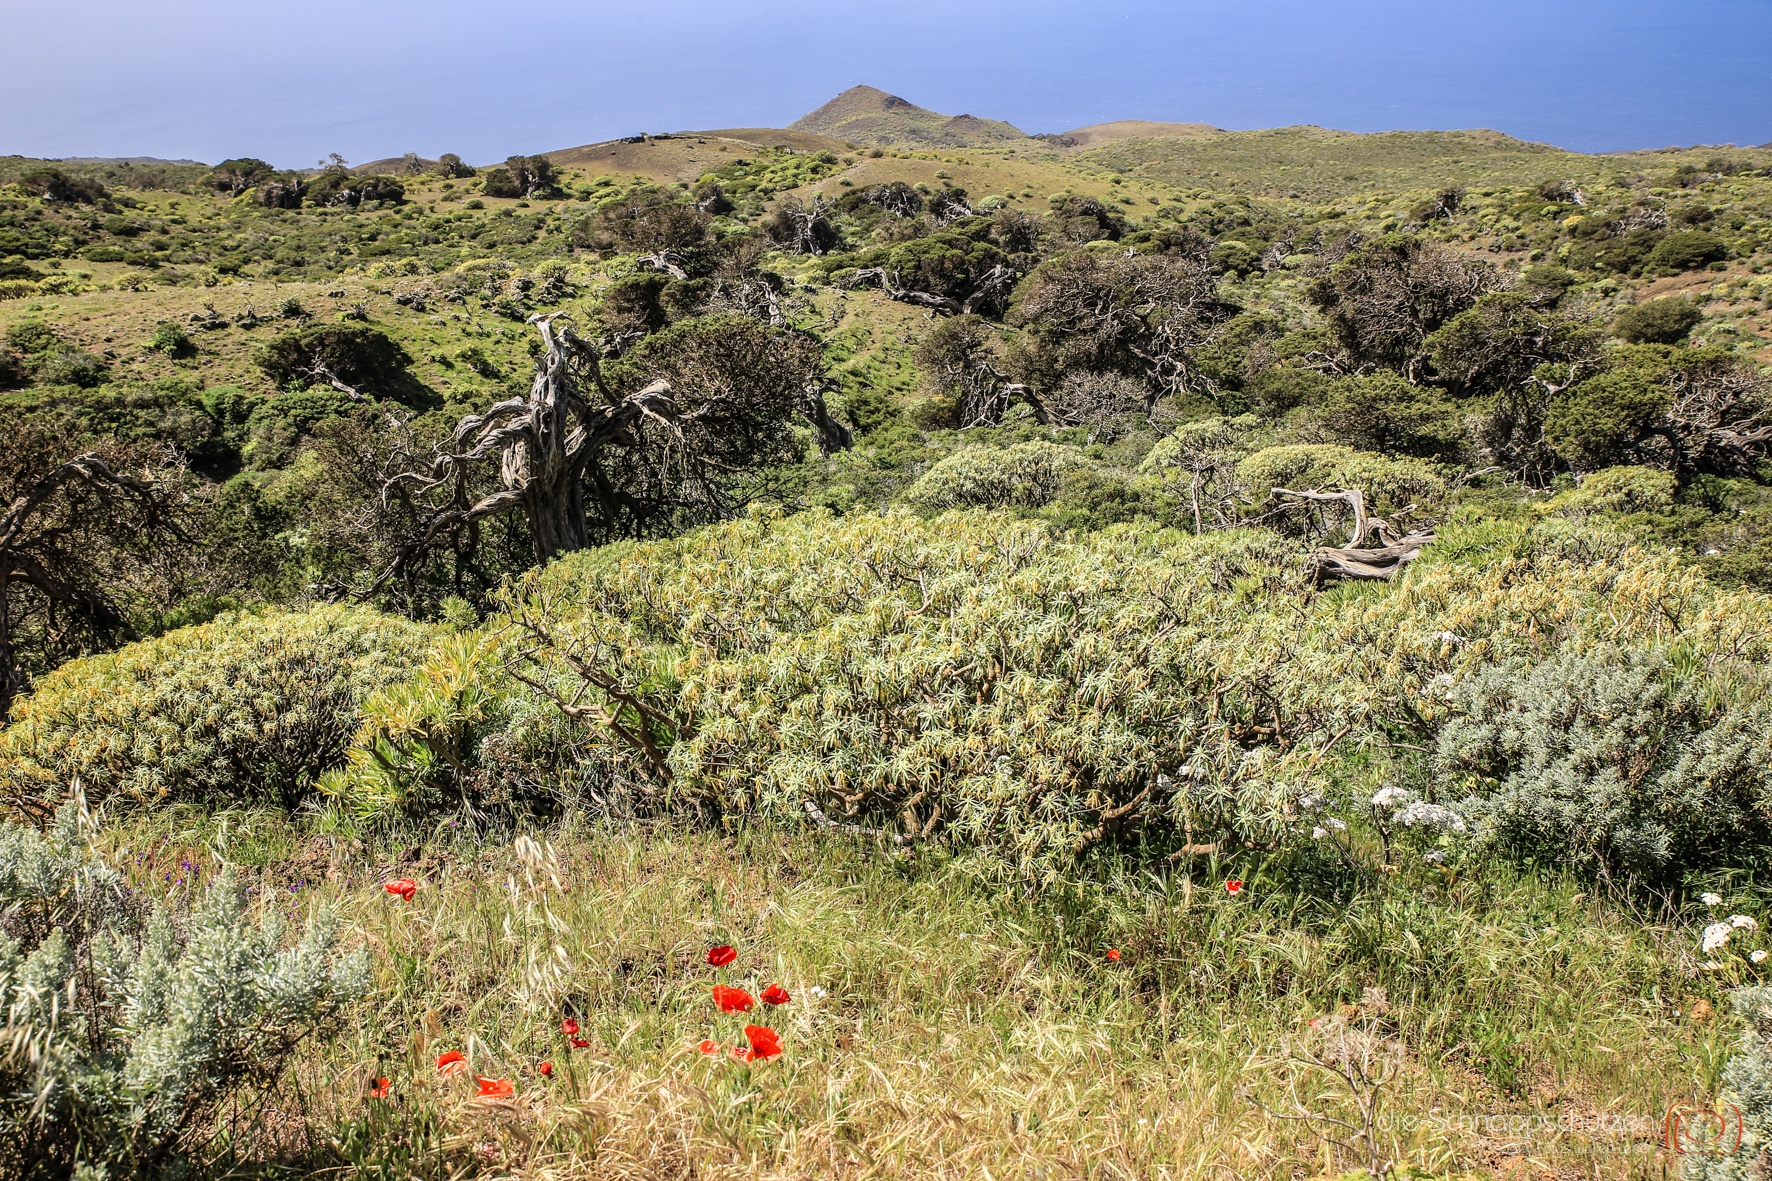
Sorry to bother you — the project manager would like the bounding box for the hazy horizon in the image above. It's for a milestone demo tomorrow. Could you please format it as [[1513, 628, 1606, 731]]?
[[3, 0, 1769, 167]]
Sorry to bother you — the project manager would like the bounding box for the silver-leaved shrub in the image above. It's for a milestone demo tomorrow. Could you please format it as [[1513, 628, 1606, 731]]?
[[1434, 644, 1772, 877], [0, 801, 367, 1178], [1684, 987, 1772, 1180]]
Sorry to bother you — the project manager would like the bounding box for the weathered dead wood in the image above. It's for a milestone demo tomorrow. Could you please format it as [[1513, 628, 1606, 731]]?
[[372, 314, 681, 589], [1271, 487, 1434, 582]]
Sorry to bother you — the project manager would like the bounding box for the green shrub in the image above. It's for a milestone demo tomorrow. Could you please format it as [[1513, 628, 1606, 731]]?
[[1545, 367, 1671, 471], [1319, 371, 1465, 460], [1614, 296, 1703, 344], [324, 510, 1326, 875], [254, 323, 413, 397], [902, 440, 1090, 510], [146, 321, 194, 358], [318, 508, 1772, 885], [1235, 443, 1447, 518], [32, 349, 109, 388], [1546, 466, 1678, 517], [0, 802, 366, 1178], [0, 607, 436, 813], [1645, 229, 1728, 274], [4, 321, 60, 356]]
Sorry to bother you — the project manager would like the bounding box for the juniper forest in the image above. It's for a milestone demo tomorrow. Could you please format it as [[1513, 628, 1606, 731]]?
[[8, 81, 1772, 1181]]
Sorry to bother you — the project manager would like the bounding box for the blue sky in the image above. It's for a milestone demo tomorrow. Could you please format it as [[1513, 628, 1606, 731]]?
[[2, 0, 1768, 167]]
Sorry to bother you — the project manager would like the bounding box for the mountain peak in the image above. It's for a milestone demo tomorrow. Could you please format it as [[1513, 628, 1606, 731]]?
[[789, 86, 1028, 148]]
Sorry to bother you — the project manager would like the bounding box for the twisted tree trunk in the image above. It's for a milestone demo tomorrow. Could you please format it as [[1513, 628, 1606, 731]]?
[[1271, 487, 1434, 582], [376, 315, 678, 587]]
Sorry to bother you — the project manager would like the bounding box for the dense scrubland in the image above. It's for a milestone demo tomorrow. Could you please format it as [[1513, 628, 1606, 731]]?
[[4, 102, 1772, 1180]]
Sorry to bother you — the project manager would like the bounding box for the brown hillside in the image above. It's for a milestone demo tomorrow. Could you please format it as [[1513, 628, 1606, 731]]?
[[790, 85, 1028, 147]]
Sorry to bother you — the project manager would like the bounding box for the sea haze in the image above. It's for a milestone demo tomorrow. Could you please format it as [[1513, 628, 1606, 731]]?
[[1, 0, 1768, 165]]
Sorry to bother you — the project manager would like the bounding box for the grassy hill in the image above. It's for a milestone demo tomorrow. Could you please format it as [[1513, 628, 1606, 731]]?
[[789, 84, 1031, 147], [1051, 119, 1222, 148], [1075, 124, 1772, 198], [543, 128, 848, 184]]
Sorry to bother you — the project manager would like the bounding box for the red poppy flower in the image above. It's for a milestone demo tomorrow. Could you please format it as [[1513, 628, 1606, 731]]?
[[383, 878, 417, 902], [706, 944, 737, 967], [742, 1024, 782, 1061], [1106, 948, 1121, 962], [561, 1017, 579, 1036], [368, 1076, 390, 1098], [1225, 879, 1244, 895], [698, 1039, 721, 1055], [436, 1050, 467, 1078], [569, 1035, 590, 1049], [760, 984, 790, 1006], [538, 1061, 553, 1077], [713, 984, 755, 1013], [475, 1076, 513, 1098]]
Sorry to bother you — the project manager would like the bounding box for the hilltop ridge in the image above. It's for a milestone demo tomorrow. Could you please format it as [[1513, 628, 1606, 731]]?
[[789, 84, 1029, 147]]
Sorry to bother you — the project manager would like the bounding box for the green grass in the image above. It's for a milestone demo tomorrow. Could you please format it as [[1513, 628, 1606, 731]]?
[[91, 807, 1742, 1179], [1078, 126, 1772, 200]]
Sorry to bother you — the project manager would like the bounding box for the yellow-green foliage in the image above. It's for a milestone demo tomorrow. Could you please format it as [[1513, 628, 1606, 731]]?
[[1545, 465, 1678, 517], [1141, 414, 1267, 474], [327, 509, 1325, 872], [318, 630, 513, 818], [1235, 444, 1446, 517], [902, 440, 1091, 510], [0, 607, 435, 812], [320, 507, 1772, 877]]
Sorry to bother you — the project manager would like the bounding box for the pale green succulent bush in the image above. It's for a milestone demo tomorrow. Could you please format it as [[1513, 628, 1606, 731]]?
[[0, 802, 367, 1179], [315, 506, 1772, 882], [0, 606, 436, 814], [327, 508, 1334, 875], [1546, 464, 1679, 517], [902, 440, 1091, 510], [1235, 443, 1446, 519]]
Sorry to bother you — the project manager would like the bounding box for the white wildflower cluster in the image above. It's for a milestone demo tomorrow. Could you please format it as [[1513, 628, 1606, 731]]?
[[0, 804, 368, 1177], [1700, 915, 1763, 955], [1311, 817, 1347, 841], [1370, 786, 1412, 809], [1392, 800, 1468, 834]]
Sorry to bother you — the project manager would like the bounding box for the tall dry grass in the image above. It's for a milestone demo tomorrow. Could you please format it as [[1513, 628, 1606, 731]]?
[[97, 811, 1736, 1180]]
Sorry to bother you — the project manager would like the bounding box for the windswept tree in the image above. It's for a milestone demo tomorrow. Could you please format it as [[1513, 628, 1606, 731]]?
[[483, 155, 561, 199], [371, 313, 826, 588], [580, 186, 715, 267], [17, 169, 107, 205], [916, 315, 1024, 427], [206, 158, 276, 196], [1308, 234, 1499, 379], [1008, 248, 1238, 408], [0, 425, 191, 718], [1426, 292, 1602, 398], [435, 153, 476, 179], [763, 195, 841, 255], [1547, 346, 1772, 478]]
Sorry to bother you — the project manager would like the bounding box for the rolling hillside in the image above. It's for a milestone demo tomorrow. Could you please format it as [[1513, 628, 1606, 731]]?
[[788, 84, 1030, 147]]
